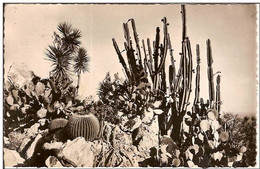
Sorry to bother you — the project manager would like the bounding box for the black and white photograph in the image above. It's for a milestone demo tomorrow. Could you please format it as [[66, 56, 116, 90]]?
[[2, 3, 259, 168]]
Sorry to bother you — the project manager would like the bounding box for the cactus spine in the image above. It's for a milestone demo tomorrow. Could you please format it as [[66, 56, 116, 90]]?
[[66, 113, 100, 141]]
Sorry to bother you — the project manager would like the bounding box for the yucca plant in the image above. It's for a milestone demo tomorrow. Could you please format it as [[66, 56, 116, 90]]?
[[45, 44, 72, 82], [73, 47, 90, 95], [55, 22, 82, 53]]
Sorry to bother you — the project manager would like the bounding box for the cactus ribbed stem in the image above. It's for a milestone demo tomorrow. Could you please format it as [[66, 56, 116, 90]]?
[[194, 44, 200, 105], [48, 118, 68, 132], [207, 39, 215, 108], [66, 113, 100, 141]]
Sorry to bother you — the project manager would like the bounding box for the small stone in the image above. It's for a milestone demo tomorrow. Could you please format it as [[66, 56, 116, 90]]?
[[10, 104, 20, 111], [37, 108, 47, 118], [6, 95, 14, 105], [45, 156, 63, 167], [38, 119, 46, 126], [44, 142, 63, 150]]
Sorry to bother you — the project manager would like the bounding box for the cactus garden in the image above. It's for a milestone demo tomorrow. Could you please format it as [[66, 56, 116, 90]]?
[[3, 4, 258, 168]]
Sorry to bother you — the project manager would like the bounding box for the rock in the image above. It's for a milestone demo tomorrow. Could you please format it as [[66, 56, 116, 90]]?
[[18, 137, 31, 153], [38, 119, 46, 126], [44, 142, 63, 150], [21, 104, 31, 114], [4, 137, 10, 145], [26, 134, 42, 159], [26, 123, 40, 138], [137, 116, 159, 158], [4, 148, 25, 167], [45, 156, 63, 167], [7, 132, 27, 150], [90, 140, 103, 156], [60, 137, 94, 167], [35, 82, 45, 96], [113, 125, 132, 150], [7, 62, 35, 88], [142, 108, 154, 124], [37, 108, 47, 118], [10, 104, 20, 111], [6, 95, 14, 105]]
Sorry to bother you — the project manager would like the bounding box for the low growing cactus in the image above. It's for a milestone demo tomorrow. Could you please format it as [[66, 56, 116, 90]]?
[[66, 113, 100, 141], [48, 118, 68, 132]]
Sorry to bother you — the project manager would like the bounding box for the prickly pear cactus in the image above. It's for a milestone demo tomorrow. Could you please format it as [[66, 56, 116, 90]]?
[[66, 113, 100, 141], [48, 118, 68, 132]]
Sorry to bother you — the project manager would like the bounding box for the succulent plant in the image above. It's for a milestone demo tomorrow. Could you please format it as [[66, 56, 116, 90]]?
[[48, 118, 68, 132], [66, 113, 100, 141]]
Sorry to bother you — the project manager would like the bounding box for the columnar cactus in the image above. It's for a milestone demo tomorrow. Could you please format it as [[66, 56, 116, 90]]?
[[216, 75, 221, 114], [206, 39, 215, 109], [194, 44, 200, 105], [112, 5, 221, 145], [66, 113, 100, 141]]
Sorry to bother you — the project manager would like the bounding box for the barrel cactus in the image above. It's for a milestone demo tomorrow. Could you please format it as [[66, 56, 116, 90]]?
[[66, 113, 100, 141], [48, 118, 68, 132]]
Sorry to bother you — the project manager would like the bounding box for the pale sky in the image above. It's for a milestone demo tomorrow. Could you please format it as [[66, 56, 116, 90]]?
[[4, 4, 258, 115]]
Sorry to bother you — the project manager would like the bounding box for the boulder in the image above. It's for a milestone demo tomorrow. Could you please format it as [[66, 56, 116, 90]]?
[[18, 137, 31, 153], [137, 116, 159, 159], [45, 156, 63, 167], [60, 137, 94, 167], [4, 148, 24, 167], [26, 123, 40, 138], [6, 63, 35, 88]]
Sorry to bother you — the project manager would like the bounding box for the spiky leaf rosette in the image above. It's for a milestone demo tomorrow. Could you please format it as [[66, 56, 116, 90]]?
[[66, 113, 100, 141], [57, 22, 82, 52], [46, 44, 72, 81], [73, 47, 90, 74]]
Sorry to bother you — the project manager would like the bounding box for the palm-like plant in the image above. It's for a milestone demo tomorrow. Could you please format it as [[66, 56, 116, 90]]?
[[73, 47, 90, 95], [56, 22, 82, 53], [46, 45, 72, 82]]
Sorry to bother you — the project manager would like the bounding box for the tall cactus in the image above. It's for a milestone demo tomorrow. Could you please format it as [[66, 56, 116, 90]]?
[[207, 39, 215, 109], [112, 5, 221, 145], [216, 75, 221, 114], [194, 44, 200, 105]]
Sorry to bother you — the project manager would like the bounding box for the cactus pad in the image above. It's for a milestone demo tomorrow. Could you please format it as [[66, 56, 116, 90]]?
[[66, 113, 100, 141]]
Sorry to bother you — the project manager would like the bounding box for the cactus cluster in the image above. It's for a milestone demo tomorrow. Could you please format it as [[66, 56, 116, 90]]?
[[112, 5, 222, 145]]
